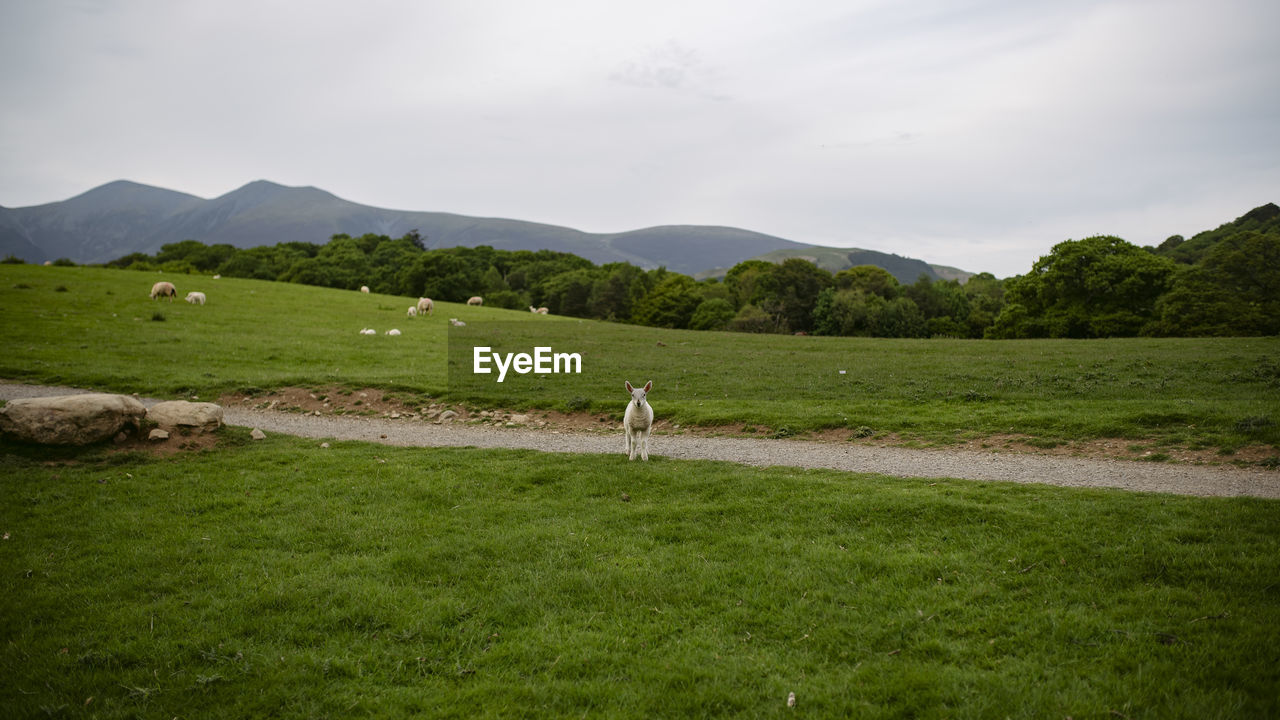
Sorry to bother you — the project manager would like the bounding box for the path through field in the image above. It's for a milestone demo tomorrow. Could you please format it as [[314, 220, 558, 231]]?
[[3, 383, 1277, 499]]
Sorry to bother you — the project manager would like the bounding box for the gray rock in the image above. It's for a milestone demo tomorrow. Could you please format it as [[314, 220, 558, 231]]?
[[148, 428, 170, 441], [250, 428, 267, 440], [148, 400, 224, 432], [0, 393, 147, 446]]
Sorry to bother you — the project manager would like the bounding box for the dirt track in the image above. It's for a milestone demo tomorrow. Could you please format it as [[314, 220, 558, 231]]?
[[3, 383, 1278, 499]]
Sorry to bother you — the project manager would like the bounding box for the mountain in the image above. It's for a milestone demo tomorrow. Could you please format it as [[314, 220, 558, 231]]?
[[1152, 202, 1280, 265], [708, 245, 974, 285], [2, 180, 964, 278]]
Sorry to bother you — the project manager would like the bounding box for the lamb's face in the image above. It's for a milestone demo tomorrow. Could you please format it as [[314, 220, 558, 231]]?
[[625, 381, 651, 409]]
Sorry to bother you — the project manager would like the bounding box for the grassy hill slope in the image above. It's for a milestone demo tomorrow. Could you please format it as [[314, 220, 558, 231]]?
[[2, 265, 1277, 453]]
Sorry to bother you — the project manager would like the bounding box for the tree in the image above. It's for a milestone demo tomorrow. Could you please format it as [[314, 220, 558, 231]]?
[[988, 236, 1176, 338], [688, 298, 736, 331], [1147, 230, 1280, 336], [834, 265, 899, 298], [752, 258, 833, 333], [631, 275, 702, 329]]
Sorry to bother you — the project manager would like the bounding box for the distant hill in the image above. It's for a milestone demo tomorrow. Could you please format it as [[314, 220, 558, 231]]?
[[0, 180, 816, 275], [1, 179, 969, 279], [713, 245, 973, 285], [1152, 202, 1280, 265]]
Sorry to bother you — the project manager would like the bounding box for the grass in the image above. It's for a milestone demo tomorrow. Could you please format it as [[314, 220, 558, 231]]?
[[2, 432, 1278, 718], [3, 266, 1279, 454]]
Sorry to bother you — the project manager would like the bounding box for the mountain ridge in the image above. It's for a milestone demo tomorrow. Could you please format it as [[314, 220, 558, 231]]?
[[2, 179, 958, 278]]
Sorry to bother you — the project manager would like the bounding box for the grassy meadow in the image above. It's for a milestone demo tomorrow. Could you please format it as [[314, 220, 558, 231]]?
[[1, 264, 1278, 452], [2, 432, 1278, 718], [2, 263, 1279, 717]]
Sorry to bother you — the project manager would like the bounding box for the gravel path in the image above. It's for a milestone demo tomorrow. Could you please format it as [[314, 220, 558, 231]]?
[[4, 383, 1278, 499]]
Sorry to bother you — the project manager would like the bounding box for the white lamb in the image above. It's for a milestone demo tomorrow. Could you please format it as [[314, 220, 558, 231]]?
[[407, 306, 418, 317], [417, 297, 434, 316], [185, 291, 206, 305], [386, 328, 401, 336], [449, 318, 466, 327], [623, 380, 654, 461], [529, 306, 549, 314], [466, 296, 483, 306], [360, 286, 370, 294], [359, 328, 376, 335]]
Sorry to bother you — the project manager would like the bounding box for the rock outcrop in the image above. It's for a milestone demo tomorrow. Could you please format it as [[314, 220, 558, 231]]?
[[0, 393, 147, 446]]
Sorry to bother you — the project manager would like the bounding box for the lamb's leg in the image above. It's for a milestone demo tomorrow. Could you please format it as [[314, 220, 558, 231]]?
[[640, 428, 649, 461], [626, 428, 635, 460]]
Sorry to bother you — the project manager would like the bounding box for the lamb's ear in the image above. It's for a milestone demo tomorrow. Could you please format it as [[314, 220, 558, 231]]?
[[643, 381, 652, 393], [625, 381, 634, 393]]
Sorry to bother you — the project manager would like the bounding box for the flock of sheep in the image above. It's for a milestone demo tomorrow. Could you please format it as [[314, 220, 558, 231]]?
[[149, 279, 654, 460]]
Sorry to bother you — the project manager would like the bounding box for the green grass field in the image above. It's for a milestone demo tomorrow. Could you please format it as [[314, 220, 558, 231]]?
[[2, 264, 1279, 717], [2, 265, 1278, 453], [2, 433, 1277, 718]]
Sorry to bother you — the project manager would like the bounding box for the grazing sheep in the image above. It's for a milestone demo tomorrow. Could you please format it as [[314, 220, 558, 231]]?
[[623, 380, 654, 461], [185, 291, 206, 305], [529, 306, 549, 314], [360, 286, 370, 294], [407, 306, 418, 317], [359, 328, 376, 335], [449, 318, 466, 327], [386, 328, 401, 336], [150, 281, 176, 301], [467, 296, 483, 306], [212, 274, 221, 279], [417, 297, 434, 316]]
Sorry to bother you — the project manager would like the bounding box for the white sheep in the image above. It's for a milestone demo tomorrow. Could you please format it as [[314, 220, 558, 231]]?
[[386, 328, 401, 336], [417, 297, 434, 316], [407, 306, 418, 317], [529, 306, 549, 314], [150, 281, 176, 301], [212, 274, 221, 279], [449, 318, 466, 327], [359, 328, 376, 335], [360, 286, 370, 294], [623, 380, 654, 461], [466, 296, 483, 306], [185, 291, 206, 305]]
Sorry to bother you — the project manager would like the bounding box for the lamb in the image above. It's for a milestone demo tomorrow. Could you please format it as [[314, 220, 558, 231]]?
[[623, 380, 654, 461], [407, 306, 418, 317], [449, 318, 466, 327], [386, 328, 401, 336], [360, 286, 370, 294], [417, 297, 434, 316], [150, 281, 176, 301], [467, 296, 483, 306], [185, 291, 206, 305], [529, 306, 549, 314], [359, 328, 376, 335]]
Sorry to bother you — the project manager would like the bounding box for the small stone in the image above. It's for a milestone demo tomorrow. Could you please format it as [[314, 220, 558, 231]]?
[[510, 414, 530, 424], [390, 411, 401, 419], [148, 428, 169, 442], [438, 410, 458, 423], [320, 442, 330, 449], [250, 428, 267, 440], [621, 493, 631, 502]]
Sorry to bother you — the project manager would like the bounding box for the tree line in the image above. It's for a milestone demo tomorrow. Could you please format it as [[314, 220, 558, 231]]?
[[17, 201, 1275, 338]]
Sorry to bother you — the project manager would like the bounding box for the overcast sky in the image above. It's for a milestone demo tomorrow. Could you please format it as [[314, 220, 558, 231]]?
[[2, 0, 1277, 277]]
